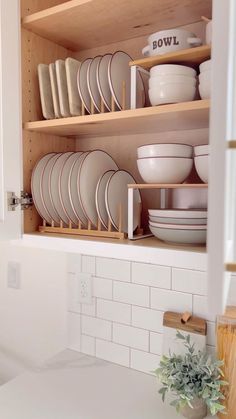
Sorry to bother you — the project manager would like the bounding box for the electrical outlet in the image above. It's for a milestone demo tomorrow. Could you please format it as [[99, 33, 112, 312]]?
[[7, 262, 21, 289], [77, 273, 92, 304]]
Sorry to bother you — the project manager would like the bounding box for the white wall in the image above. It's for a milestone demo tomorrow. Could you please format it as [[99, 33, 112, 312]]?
[[0, 242, 68, 378]]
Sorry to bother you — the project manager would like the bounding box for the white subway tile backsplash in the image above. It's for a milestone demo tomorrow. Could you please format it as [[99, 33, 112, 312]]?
[[96, 257, 130, 282], [113, 323, 149, 351], [81, 298, 96, 317], [96, 339, 130, 367], [67, 253, 81, 274], [113, 281, 149, 307], [81, 335, 95, 356], [82, 255, 96, 274], [151, 288, 192, 313], [193, 295, 215, 322], [150, 332, 163, 355], [82, 315, 112, 340], [172, 268, 207, 296], [207, 322, 216, 347], [132, 262, 171, 289], [97, 299, 131, 325], [131, 349, 160, 374], [132, 306, 163, 333], [67, 312, 81, 351], [93, 277, 113, 300]]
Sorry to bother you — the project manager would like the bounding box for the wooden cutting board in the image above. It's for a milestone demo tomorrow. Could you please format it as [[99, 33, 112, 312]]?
[[163, 311, 207, 356]]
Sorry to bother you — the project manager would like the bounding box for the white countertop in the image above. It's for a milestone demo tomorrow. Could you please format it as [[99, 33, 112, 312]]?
[[0, 350, 214, 419]]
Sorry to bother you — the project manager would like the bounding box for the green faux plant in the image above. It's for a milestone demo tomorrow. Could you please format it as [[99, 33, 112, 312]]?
[[154, 331, 227, 416]]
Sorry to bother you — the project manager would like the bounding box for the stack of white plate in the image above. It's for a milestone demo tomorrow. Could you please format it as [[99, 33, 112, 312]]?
[[199, 60, 211, 100], [194, 145, 209, 183], [137, 143, 193, 183], [148, 209, 207, 244], [148, 64, 197, 106], [31, 151, 141, 234]]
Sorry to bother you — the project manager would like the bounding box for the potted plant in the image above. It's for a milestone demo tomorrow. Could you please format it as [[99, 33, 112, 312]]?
[[154, 331, 227, 418]]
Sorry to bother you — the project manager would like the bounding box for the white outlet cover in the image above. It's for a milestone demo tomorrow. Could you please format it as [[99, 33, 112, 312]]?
[[7, 262, 21, 289], [77, 273, 93, 304]]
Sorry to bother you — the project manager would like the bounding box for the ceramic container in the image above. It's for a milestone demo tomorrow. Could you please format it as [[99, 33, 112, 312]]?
[[149, 75, 196, 89], [149, 222, 207, 244], [149, 83, 196, 106], [199, 59, 211, 73], [137, 143, 193, 159], [150, 64, 197, 78], [180, 397, 207, 419], [194, 155, 208, 183], [142, 29, 202, 56], [137, 156, 193, 183], [194, 145, 209, 156], [206, 21, 212, 45]]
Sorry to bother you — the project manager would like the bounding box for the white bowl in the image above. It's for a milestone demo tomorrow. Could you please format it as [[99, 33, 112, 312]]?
[[149, 222, 207, 244], [199, 81, 211, 100], [206, 21, 212, 45], [194, 145, 209, 156], [149, 75, 196, 89], [137, 143, 193, 159], [149, 83, 196, 106], [150, 64, 197, 78], [194, 155, 208, 183], [149, 215, 207, 225], [199, 71, 211, 84], [137, 157, 193, 183], [199, 59, 211, 73], [148, 209, 207, 218]]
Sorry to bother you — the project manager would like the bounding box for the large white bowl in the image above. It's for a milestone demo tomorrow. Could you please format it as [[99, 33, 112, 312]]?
[[149, 222, 207, 244], [194, 155, 208, 183], [149, 75, 196, 89], [194, 145, 209, 156], [150, 64, 197, 78], [199, 59, 211, 73], [148, 209, 207, 218], [137, 157, 193, 183], [149, 83, 196, 106], [149, 215, 207, 225], [199, 71, 211, 84], [199, 81, 211, 99], [137, 143, 193, 159]]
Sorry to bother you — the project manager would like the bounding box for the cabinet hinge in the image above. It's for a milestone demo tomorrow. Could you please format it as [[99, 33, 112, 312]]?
[[7, 191, 33, 211]]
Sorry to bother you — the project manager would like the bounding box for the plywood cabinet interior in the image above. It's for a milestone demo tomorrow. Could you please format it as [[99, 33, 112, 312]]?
[[21, 0, 211, 243]]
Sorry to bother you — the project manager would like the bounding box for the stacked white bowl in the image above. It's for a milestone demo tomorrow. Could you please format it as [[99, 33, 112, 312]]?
[[199, 60, 211, 99], [148, 209, 207, 244], [137, 143, 193, 183], [148, 64, 197, 106], [194, 145, 209, 183]]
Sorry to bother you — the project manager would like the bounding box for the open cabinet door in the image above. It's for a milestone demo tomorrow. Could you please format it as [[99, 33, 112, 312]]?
[[0, 0, 22, 240]]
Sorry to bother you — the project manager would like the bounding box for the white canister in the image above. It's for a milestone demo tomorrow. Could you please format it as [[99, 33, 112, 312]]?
[[142, 29, 202, 57], [206, 21, 212, 45]]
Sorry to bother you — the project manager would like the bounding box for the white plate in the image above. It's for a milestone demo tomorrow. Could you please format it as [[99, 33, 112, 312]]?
[[87, 56, 102, 112], [108, 51, 145, 110], [105, 170, 141, 234], [149, 221, 207, 230], [148, 209, 207, 218], [49, 63, 62, 118], [50, 152, 74, 225], [55, 60, 71, 117], [95, 170, 115, 229], [38, 64, 55, 120], [77, 58, 92, 114], [149, 223, 207, 245], [96, 54, 113, 111], [31, 153, 56, 224], [78, 151, 118, 227], [60, 152, 83, 226], [149, 216, 207, 225], [41, 153, 62, 226], [65, 57, 81, 116], [69, 152, 90, 227]]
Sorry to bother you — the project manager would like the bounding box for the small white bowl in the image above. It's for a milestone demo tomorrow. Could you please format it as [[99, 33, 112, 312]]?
[[148, 209, 207, 218], [149, 215, 207, 225], [149, 223, 207, 244], [149, 83, 196, 106], [194, 155, 208, 183], [150, 64, 197, 78], [199, 81, 211, 99], [199, 59, 211, 73], [149, 75, 196, 89], [194, 145, 209, 156], [137, 157, 193, 183], [199, 71, 211, 84], [137, 143, 193, 159]]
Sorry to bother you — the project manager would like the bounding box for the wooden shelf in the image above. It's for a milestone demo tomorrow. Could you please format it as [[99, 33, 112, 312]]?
[[228, 140, 236, 149], [130, 45, 211, 70], [24, 100, 210, 138], [22, 0, 212, 51], [128, 183, 208, 189], [225, 263, 236, 272]]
